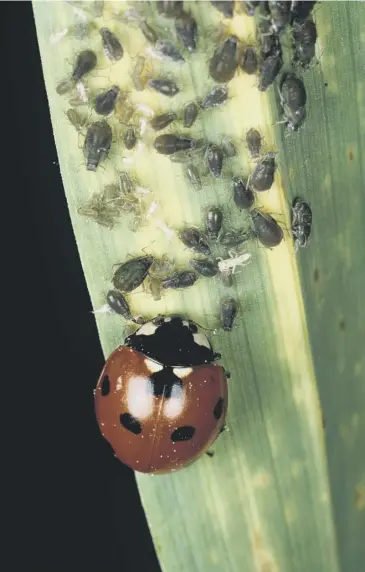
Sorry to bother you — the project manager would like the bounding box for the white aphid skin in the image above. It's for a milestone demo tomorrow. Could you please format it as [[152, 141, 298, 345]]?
[[217, 251, 252, 274]]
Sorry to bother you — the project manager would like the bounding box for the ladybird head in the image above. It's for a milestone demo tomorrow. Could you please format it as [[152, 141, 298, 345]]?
[[125, 316, 217, 367]]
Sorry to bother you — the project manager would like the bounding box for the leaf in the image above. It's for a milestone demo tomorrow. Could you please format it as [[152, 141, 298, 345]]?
[[33, 2, 365, 572]]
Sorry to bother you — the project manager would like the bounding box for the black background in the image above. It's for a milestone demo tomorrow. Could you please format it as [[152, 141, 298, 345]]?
[[3, 3, 161, 571]]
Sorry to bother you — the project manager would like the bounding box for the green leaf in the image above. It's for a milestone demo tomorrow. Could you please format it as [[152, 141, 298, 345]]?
[[33, 2, 365, 572]]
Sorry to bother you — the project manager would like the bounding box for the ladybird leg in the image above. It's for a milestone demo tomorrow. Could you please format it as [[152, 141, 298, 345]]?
[[213, 352, 221, 361], [205, 450, 215, 458], [223, 369, 231, 379], [219, 423, 226, 434], [152, 314, 165, 325]]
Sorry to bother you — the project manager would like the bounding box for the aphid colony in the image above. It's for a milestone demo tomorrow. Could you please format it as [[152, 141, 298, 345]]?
[[56, 2, 315, 473]]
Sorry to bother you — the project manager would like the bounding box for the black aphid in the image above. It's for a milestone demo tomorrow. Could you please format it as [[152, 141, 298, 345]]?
[[184, 102, 199, 127], [200, 85, 229, 109], [189, 258, 219, 278], [72, 49, 97, 82], [268, 1, 291, 34], [246, 128, 262, 158], [222, 136, 237, 158], [84, 120, 112, 171], [291, 197, 312, 249], [290, 1, 317, 24], [179, 228, 211, 256], [250, 209, 283, 247], [99, 28, 123, 61], [155, 40, 185, 62], [258, 52, 283, 92], [240, 46, 258, 75], [232, 177, 255, 210], [150, 112, 177, 131], [206, 144, 224, 178], [210, 1, 234, 18], [280, 73, 307, 111], [112, 256, 154, 292], [175, 12, 197, 52], [139, 21, 158, 44], [123, 127, 137, 150], [156, 1, 184, 18], [292, 19, 317, 67], [106, 290, 132, 320], [219, 230, 252, 247], [161, 270, 198, 289], [94, 85, 120, 116], [209, 36, 239, 83], [251, 153, 276, 191], [148, 78, 179, 97], [220, 298, 238, 331], [257, 20, 279, 57], [154, 134, 195, 155], [206, 206, 223, 239], [185, 165, 202, 191]]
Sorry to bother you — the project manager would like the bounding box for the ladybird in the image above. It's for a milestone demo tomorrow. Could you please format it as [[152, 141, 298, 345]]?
[[95, 316, 228, 473]]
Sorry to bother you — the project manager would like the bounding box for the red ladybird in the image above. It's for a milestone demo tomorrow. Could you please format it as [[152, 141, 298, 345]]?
[[95, 315, 229, 474]]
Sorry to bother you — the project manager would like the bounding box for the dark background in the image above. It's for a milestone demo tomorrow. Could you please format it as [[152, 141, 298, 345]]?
[[3, 3, 161, 571]]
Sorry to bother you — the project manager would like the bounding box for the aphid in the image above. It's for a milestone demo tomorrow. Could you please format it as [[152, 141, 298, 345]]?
[[123, 127, 137, 150], [189, 258, 219, 278], [280, 73, 307, 111], [184, 102, 199, 127], [232, 177, 255, 210], [161, 270, 198, 289], [112, 256, 154, 292], [179, 228, 211, 256], [251, 153, 276, 191], [106, 290, 133, 320], [292, 19, 317, 67], [246, 127, 262, 159], [210, 1, 234, 18], [156, 1, 184, 18], [219, 230, 252, 247], [145, 276, 163, 301], [291, 197, 312, 249], [240, 1, 259, 16], [169, 141, 207, 163], [209, 36, 239, 84], [148, 78, 179, 97], [250, 209, 283, 247], [66, 108, 87, 132], [94, 85, 120, 116], [149, 255, 175, 278], [206, 206, 223, 240], [154, 134, 195, 155], [84, 120, 112, 171], [222, 136, 237, 158], [154, 40, 185, 63], [217, 250, 252, 274], [132, 56, 147, 91], [139, 20, 158, 44], [99, 28, 123, 61], [258, 19, 278, 57], [290, 1, 317, 24], [119, 171, 134, 194], [206, 144, 224, 178], [268, 1, 291, 34], [220, 298, 238, 331], [72, 49, 97, 82], [150, 112, 177, 131], [200, 85, 229, 109], [175, 11, 197, 52], [258, 53, 283, 92], [240, 46, 258, 75], [185, 164, 202, 191], [78, 192, 119, 228]]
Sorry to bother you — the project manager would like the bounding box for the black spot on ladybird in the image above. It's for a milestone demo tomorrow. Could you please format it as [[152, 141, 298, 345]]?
[[101, 375, 110, 396], [213, 398, 224, 420], [171, 426, 195, 442], [120, 412, 142, 435]]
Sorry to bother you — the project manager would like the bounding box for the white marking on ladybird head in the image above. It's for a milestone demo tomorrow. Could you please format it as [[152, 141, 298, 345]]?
[[127, 376, 154, 419], [193, 332, 211, 349], [164, 317, 171, 322], [116, 375, 123, 391], [172, 367, 192, 378], [144, 359, 163, 373], [182, 320, 189, 328], [137, 322, 157, 336], [164, 384, 185, 419]]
